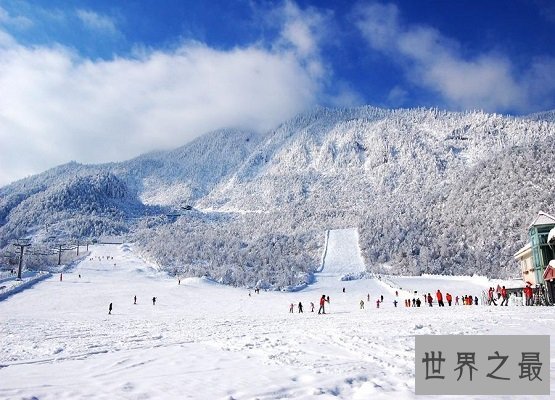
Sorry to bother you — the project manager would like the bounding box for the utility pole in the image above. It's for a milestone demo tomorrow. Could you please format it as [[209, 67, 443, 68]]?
[[56, 243, 73, 265], [13, 242, 31, 280], [58, 244, 63, 265]]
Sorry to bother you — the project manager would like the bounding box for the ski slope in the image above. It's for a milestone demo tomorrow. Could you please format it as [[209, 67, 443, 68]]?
[[320, 228, 366, 276], [305, 228, 397, 309], [1, 243, 554, 400]]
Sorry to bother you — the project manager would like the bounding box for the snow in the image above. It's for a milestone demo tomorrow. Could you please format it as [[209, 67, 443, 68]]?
[[529, 211, 555, 227], [5, 106, 555, 283], [548, 227, 555, 244], [319, 228, 366, 276], [0, 271, 51, 301], [1, 242, 555, 399]]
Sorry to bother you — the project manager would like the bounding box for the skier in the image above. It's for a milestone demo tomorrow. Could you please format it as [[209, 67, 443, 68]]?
[[108, 303, 112, 315], [152, 297, 156, 305], [376, 299, 380, 308], [367, 293, 370, 302], [60, 273, 63, 282], [342, 287, 345, 293], [393, 300, 398, 308], [380, 294, 384, 302], [318, 295, 328, 314], [310, 302, 315, 312], [360, 300, 365, 309], [289, 303, 294, 313], [395, 290, 398, 297], [134, 295, 137, 305], [474, 296, 479, 305], [416, 298, 421, 307], [298, 302, 303, 313], [178, 279, 181, 285], [446, 292, 452, 306], [455, 295, 459, 305], [427, 293, 433, 307], [79, 274, 81, 279]]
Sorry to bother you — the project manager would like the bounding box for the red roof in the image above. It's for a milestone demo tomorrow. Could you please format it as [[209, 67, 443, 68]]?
[[543, 264, 555, 281]]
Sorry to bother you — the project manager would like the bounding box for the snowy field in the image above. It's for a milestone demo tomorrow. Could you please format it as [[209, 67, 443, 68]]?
[[1, 236, 554, 399]]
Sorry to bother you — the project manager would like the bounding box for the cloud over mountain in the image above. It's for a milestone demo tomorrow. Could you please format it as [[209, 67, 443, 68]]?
[[0, 2, 345, 186], [355, 2, 555, 113]]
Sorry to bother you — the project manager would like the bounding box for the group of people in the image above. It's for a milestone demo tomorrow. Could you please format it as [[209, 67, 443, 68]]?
[[108, 296, 157, 315], [90, 255, 114, 261], [289, 294, 331, 314], [403, 290, 480, 307], [487, 286, 509, 306]]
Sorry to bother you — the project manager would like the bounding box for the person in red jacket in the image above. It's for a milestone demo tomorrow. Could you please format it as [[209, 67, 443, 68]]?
[[318, 294, 328, 314], [427, 293, 433, 307], [446, 292, 452, 306], [524, 285, 533, 306], [500, 286, 508, 306], [436, 290, 444, 307]]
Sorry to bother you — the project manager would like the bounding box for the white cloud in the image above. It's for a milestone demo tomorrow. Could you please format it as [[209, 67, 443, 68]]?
[[387, 86, 408, 107], [355, 2, 555, 113], [270, 1, 361, 108], [76, 9, 118, 34], [0, 1, 364, 186], [0, 6, 33, 29], [0, 18, 326, 186], [279, 1, 322, 58], [273, 0, 333, 81]]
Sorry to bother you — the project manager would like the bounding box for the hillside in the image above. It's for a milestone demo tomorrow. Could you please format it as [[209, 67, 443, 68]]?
[[194, 107, 555, 279], [2, 106, 555, 284], [525, 109, 555, 123], [200, 107, 552, 212], [0, 128, 263, 242]]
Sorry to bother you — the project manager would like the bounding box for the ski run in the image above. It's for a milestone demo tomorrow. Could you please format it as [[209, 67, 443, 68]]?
[[1, 230, 554, 399]]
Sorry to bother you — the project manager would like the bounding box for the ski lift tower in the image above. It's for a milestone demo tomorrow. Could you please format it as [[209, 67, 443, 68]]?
[[13, 239, 32, 280]]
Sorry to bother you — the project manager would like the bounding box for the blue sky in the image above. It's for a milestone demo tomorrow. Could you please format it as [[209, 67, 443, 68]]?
[[0, 0, 554, 185]]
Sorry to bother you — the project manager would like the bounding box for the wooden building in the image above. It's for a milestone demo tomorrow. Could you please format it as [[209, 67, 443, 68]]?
[[514, 211, 555, 304]]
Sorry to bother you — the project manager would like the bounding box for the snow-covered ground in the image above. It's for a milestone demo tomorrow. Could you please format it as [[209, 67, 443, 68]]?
[[0, 270, 51, 301], [1, 235, 554, 399]]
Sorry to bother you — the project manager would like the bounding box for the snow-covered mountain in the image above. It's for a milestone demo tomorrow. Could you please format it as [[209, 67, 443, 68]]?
[[199, 106, 552, 212], [524, 109, 555, 123], [0, 128, 264, 245], [2, 106, 555, 284]]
